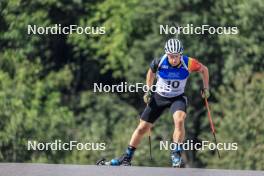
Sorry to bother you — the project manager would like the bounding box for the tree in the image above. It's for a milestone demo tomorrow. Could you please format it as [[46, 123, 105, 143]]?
[[0, 50, 75, 162]]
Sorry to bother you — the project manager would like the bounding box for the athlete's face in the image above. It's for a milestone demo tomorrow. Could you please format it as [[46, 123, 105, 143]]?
[[168, 53, 181, 66]]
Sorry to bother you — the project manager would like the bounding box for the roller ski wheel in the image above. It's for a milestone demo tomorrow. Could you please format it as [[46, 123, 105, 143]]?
[[96, 158, 110, 166]]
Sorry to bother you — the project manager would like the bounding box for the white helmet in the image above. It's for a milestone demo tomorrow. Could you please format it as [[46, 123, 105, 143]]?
[[164, 38, 184, 54]]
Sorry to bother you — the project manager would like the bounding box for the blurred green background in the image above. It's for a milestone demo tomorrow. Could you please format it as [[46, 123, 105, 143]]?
[[0, 0, 263, 170]]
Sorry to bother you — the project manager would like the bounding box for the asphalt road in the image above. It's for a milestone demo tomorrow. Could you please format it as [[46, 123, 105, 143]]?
[[0, 163, 263, 176]]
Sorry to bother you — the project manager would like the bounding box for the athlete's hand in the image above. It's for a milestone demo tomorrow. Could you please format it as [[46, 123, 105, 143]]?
[[143, 91, 152, 104], [201, 88, 210, 99]]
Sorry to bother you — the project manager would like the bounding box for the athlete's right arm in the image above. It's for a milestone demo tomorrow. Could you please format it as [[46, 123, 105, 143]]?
[[143, 58, 160, 104], [143, 69, 155, 104], [147, 57, 160, 90], [146, 68, 155, 91]]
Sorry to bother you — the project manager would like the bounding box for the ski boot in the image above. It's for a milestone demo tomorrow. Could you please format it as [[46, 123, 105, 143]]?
[[110, 153, 132, 166], [171, 151, 185, 168]]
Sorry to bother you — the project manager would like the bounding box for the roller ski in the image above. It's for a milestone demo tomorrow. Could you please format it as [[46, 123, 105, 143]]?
[[96, 156, 131, 166], [96, 158, 111, 166], [96, 146, 135, 166], [96, 154, 132, 166]]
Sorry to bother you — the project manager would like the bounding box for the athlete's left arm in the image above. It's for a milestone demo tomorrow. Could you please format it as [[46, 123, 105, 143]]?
[[188, 57, 209, 89]]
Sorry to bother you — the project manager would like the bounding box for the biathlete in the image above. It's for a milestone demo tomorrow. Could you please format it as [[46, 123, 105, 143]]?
[[109, 38, 210, 167]]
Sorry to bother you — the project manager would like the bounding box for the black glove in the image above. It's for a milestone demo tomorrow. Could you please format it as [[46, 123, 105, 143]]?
[[201, 88, 210, 99], [143, 91, 152, 104]]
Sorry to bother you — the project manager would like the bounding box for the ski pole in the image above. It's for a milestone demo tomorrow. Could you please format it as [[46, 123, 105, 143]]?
[[204, 97, 221, 159], [148, 128, 153, 161]]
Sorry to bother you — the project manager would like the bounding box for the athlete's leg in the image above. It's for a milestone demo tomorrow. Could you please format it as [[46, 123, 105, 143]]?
[[110, 93, 167, 165], [129, 119, 153, 147], [173, 110, 186, 143], [110, 120, 154, 166], [170, 96, 188, 167]]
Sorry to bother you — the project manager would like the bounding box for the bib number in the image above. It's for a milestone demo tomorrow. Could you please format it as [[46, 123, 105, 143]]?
[[167, 80, 180, 88]]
